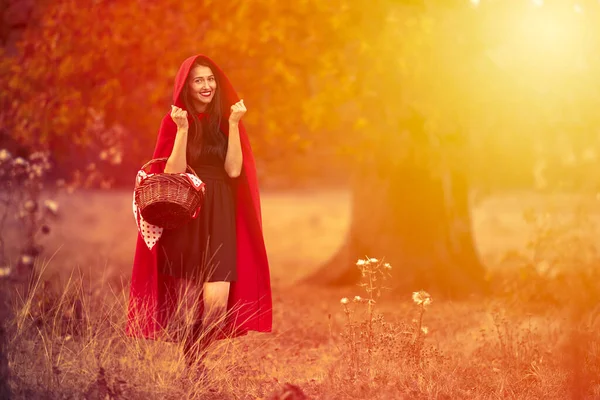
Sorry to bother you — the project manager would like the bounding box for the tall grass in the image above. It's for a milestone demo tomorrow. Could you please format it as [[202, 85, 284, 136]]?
[[6, 260, 281, 399], [3, 190, 600, 399]]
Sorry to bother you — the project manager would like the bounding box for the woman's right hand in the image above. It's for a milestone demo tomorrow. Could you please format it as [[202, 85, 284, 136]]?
[[170, 105, 189, 131]]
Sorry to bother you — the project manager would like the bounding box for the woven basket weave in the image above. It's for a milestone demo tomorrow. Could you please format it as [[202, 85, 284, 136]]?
[[134, 158, 204, 230]]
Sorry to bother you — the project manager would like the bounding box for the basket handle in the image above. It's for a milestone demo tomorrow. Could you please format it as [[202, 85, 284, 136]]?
[[139, 157, 199, 177]]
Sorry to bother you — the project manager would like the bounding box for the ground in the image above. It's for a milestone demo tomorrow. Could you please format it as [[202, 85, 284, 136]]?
[[4, 189, 600, 399]]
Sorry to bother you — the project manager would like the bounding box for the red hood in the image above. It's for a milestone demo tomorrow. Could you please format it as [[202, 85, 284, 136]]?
[[173, 54, 239, 112]]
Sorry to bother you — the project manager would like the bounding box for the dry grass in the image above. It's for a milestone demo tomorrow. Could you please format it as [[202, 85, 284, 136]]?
[[4, 189, 600, 399]]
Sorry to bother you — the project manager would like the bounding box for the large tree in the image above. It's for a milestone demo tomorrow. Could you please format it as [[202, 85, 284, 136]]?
[[303, 2, 490, 296], [304, 0, 600, 296]]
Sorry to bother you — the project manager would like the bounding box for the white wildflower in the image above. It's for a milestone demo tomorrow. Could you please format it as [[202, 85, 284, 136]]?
[[28, 164, 44, 178], [13, 157, 27, 166], [23, 200, 36, 212], [421, 327, 429, 335], [412, 292, 420, 304], [28, 152, 51, 174], [368, 258, 379, 263], [353, 296, 362, 303], [0, 149, 11, 162], [384, 263, 392, 270], [356, 259, 367, 266], [412, 290, 432, 306], [44, 199, 59, 215], [0, 266, 11, 277], [20, 255, 34, 266], [340, 297, 349, 305]]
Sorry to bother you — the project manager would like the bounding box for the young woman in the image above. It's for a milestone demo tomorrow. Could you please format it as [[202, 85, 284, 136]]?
[[127, 54, 272, 369]]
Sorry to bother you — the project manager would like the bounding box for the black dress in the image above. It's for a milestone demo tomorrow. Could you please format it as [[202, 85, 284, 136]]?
[[157, 145, 237, 283]]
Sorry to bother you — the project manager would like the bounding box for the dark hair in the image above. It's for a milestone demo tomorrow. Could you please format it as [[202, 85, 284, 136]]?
[[181, 60, 227, 163]]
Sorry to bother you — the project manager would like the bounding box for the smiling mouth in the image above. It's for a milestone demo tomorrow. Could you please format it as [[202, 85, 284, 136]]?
[[199, 91, 212, 98]]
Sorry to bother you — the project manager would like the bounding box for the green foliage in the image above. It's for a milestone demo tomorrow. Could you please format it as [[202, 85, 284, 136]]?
[[0, 1, 471, 177], [1, 1, 346, 166]]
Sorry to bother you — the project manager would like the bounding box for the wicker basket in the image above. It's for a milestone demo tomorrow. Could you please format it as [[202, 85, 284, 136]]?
[[134, 158, 204, 230]]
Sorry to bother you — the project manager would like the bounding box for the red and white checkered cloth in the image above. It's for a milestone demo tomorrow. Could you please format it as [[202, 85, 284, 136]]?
[[132, 170, 205, 250]]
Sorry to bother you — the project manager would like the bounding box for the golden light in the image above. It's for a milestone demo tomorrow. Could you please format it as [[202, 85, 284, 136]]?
[[460, 0, 597, 188], [517, 9, 577, 52], [486, 3, 585, 80]]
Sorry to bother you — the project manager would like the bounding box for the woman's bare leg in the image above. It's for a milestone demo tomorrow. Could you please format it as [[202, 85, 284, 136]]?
[[202, 281, 230, 330], [183, 281, 230, 367]]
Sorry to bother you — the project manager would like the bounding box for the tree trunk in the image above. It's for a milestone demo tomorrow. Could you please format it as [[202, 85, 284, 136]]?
[[304, 138, 486, 298]]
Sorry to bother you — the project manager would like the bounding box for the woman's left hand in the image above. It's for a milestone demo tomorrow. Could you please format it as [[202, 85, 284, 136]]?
[[229, 99, 246, 124]]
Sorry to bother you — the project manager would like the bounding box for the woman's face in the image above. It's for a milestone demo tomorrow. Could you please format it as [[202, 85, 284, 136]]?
[[187, 64, 217, 110]]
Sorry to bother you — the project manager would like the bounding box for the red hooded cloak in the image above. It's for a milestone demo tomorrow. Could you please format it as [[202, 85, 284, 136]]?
[[126, 54, 272, 340]]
